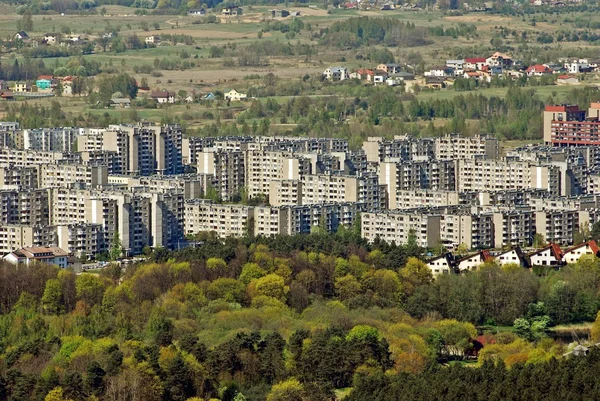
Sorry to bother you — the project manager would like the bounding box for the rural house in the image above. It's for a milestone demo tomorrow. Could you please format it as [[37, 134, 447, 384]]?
[[323, 67, 349, 81], [495, 247, 529, 267], [151, 90, 175, 104], [14, 31, 29, 40], [145, 35, 160, 45], [188, 8, 206, 15], [44, 33, 59, 45], [224, 89, 247, 101]]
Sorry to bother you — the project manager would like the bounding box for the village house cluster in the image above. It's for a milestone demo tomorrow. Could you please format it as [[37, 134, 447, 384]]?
[[324, 53, 599, 90], [3, 103, 600, 272]]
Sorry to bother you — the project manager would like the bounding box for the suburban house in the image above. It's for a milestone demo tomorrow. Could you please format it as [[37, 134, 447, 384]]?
[[36, 78, 52, 90], [3, 246, 68, 268], [486, 52, 513, 68], [13, 81, 32, 93], [14, 31, 29, 40], [224, 89, 247, 101], [222, 6, 241, 15], [426, 253, 455, 275], [44, 33, 60, 45], [425, 76, 446, 89], [349, 69, 373, 80], [425, 66, 454, 77], [495, 247, 529, 267], [529, 243, 563, 267], [526, 64, 552, 76], [393, 71, 415, 81], [323, 66, 349, 81], [110, 98, 131, 108], [145, 35, 160, 45], [188, 8, 206, 15], [563, 59, 590, 73], [456, 250, 493, 272], [557, 75, 579, 85], [376, 63, 402, 74], [464, 57, 487, 70], [372, 70, 388, 84], [562, 240, 600, 264], [446, 59, 465, 70], [151, 90, 175, 104]]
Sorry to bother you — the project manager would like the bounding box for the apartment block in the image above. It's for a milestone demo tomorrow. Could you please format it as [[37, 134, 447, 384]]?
[[434, 134, 499, 160], [197, 150, 245, 201], [40, 163, 108, 189], [0, 149, 63, 167], [184, 200, 253, 238], [543, 103, 598, 145], [395, 190, 462, 209], [269, 180, 302, 206], [0, 225, 56, 254], [148, 191, 185, 249], [80, 150, 123, 175], [379, 160, 456, 209], [441, 212, 493, 250], [0, 129, 23, 149], [363, 136, 434, 163], [535, 210, 579, 245], [254, 203, 362, 236], [492, 209, 535, 248], [23, 128, 80, 152], [56, 223, 107, 258], [245, 150, 311, 198], [0, 189, 50, 226], [0, 165, 39, 190], [361, 211, 441, 248]]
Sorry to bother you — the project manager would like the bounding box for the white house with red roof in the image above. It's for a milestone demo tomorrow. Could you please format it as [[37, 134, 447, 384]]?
[[464, 57, 487, 70], [562, 240, 600, 264], [456, 250, 494, 272], [426, 252, 455, 276], [529, 243, 563, 267], [526, 64, 552, 76]]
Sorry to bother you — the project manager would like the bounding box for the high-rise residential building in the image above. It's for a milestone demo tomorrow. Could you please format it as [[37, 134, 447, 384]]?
[[379, 160, 457, 208], [0, 189, 50, 226], [197, 150, 245, 201], [23, 128, 80, 152], [434, 134, 499, 160], [39, 163, 108, 189], [56, 223, 107, 259], [245, 150, 311, 198], [0, 225, 56, 254], [543, 103, 599, 145], [0, 165, 39, 190]]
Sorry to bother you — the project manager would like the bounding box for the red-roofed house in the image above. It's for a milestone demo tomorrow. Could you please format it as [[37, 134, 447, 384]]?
[[350, 69, 373, 80], [456, 250, 494, 272], [3, 246, 68, 268], [563, 240, 600, 264], [465, 57, 487, 70], [529, 243, 564, 267], [526, 64, 552, 76]]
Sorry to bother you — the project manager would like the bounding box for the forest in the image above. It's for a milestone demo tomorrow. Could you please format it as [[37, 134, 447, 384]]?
[[2, 231, 600, 400]]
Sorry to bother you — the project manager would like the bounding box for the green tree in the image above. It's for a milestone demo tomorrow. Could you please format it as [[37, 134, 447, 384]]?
[[266, 378, 304, 401], [42, 279, 63, 315], [109, 232, 122, 261], [252, 274, 288, 301]]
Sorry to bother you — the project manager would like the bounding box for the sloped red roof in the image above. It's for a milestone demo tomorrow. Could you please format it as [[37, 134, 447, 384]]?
[[526, 64, 551, 73], [465, 57, 486, 63]]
